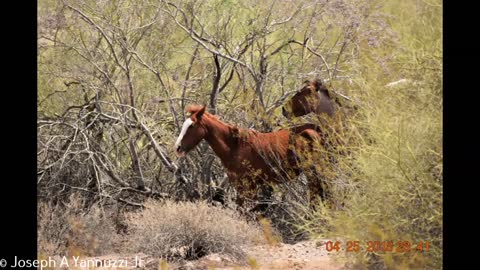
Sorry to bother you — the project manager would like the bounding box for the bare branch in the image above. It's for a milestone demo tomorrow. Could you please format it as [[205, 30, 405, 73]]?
[[161, 1, 255, 76]]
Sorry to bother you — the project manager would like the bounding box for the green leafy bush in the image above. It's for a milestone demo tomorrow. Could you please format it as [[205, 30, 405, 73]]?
[[300, 0, 442, 269]]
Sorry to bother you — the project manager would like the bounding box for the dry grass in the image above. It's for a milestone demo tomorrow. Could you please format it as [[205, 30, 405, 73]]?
[[299, 0, 442, 269], [124, 199, 265, 262], [37, 194, 120, 257]]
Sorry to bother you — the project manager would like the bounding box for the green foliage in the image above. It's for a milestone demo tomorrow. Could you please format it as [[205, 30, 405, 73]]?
[[300, 0, 442, 269]]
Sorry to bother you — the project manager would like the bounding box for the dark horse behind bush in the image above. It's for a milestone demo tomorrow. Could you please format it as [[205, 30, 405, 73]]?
[[282, 79, 336, 119]]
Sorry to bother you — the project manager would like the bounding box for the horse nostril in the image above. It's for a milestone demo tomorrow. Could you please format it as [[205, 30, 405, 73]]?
[[176, 145, 182, 152]]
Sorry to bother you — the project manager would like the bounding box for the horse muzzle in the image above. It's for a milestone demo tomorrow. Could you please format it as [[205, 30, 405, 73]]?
[[175, 145, 186, 157]]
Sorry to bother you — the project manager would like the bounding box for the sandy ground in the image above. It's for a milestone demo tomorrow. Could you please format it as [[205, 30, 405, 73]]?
[[70, 240, 346, 270], [193, 240, 346, 270]]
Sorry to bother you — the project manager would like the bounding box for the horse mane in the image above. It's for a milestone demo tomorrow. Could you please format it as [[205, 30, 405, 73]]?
[[186, 104, 276, 142]]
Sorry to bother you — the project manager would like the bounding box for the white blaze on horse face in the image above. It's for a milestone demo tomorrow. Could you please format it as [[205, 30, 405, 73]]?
[[175, 118, 194, 148]]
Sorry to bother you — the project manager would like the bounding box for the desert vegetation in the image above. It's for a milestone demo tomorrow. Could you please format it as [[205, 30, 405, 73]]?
[[38, 0, 442, 269]]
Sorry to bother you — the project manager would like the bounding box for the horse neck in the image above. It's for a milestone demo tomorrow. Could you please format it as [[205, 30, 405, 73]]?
[[202, 115, 236, 162]]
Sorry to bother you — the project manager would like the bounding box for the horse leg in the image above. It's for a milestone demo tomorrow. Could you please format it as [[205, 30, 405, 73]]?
[[235, 187, 263, 221], [233, 183, 246, 209], [296, 129, 330, 208], [233, 177, 273, 216], [307, 168, 328, 206], [232, 175, 258, 213], [250, 183, 274, 214]]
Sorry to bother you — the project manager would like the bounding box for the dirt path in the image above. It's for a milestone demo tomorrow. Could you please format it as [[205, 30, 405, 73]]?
[[189, 240, 345, 270], [73, 240, 345, 270]]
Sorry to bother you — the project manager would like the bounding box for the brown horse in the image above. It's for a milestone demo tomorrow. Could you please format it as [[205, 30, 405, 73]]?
[[174, 105, 327, 208], [282, 79, 335, 118]]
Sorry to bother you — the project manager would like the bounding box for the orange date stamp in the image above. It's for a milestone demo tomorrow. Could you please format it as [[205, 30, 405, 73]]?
[[324, 241, 430, 253]]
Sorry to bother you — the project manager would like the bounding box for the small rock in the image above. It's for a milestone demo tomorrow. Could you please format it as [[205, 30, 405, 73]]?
[[204, 253, 222, 263], [316, 240, 326, 247]]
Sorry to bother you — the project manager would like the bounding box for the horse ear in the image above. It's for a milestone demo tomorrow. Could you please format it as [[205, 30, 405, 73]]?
[[191, 105, 207, 123], [198, 105, 206, 117], [312, 79, 323, 92]]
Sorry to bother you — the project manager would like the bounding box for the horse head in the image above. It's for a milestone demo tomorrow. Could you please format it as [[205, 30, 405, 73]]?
[[174, 105, 208, 157], [282, 79, 334, 118]]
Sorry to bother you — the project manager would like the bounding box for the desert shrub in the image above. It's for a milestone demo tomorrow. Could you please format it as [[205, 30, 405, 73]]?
[[300, 0, 442, 269], [37, 194, 120, 257], [124, 199, 264, 261]]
